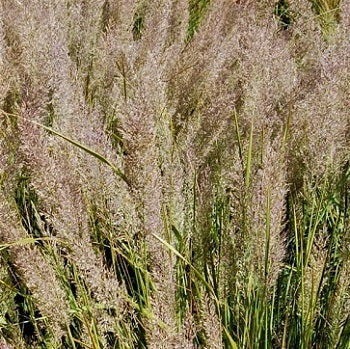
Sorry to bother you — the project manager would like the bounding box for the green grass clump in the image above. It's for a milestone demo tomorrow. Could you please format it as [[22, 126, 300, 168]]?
[[1, 0, 350, 348]]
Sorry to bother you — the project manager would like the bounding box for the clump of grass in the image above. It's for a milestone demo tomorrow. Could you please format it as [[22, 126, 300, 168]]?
[[1, 0, 350, 348], [311, 0, 341, 35]]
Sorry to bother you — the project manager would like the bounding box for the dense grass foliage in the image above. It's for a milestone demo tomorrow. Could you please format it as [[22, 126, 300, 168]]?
[[1, 0, 350, 348]]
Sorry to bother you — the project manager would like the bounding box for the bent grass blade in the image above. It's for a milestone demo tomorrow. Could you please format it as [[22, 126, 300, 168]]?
[[0, 110, 129, 185]]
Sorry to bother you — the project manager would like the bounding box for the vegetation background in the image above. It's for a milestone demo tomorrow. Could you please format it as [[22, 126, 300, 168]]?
[[1, 0, 350, 348]]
